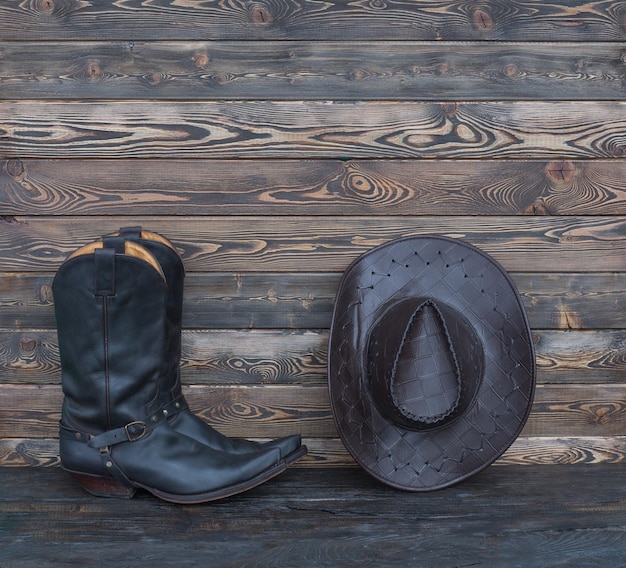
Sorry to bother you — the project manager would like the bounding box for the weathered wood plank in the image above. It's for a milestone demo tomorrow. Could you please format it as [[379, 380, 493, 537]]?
[[534, 330, 626, 381], [498, 436, 626, 465], [0, 0, 623, 41], [1, 436, 625, 468], [1, 216, 624, 272], [2, 272, 625, 330], [3, 159, 626, 216], [1, 384, 624, 438], [2, 467, 626, 567], [525, 384, 626, 437], [516, 273, 626, 330], [1, 328, 624, 385], [2, 101, 624, 159], [0, 438, 61, 468], [3, 42, 624, 100]]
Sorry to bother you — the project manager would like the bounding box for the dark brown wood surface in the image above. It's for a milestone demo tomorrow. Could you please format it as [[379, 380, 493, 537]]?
[[3, 159, 626, 216], [1, 466, 625, 566], [1, 0, 623, 40], [2, 42, 624, 100], [0, 0, 624, 473], [2, 101, 625, 159], [1, 216, 625, 272]]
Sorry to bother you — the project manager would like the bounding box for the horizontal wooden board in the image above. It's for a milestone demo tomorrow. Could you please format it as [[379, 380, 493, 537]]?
[[1, 216, 624, 273], [1, 436, 625, 468], [2, 467, 625, 567], [1, 384, 624, 438], [3, 159, 626, 216], [525, 384, 626, 437], [497, 436, 626, 465], [1, 328, 624, 385], [3, 272, 625, 330], [2, 101, 625, 159], [2, 42, 624, 100], [0, 0, 622, 41]]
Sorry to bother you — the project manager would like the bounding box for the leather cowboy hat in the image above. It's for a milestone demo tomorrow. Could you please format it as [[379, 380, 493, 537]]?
[[328, 235, 536, 491]]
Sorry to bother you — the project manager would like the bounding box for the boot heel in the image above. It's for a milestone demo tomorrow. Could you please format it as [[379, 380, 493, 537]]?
[[68, 471, 137, 499]]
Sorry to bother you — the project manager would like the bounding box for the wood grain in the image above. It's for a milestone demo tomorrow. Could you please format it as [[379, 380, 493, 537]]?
[[2, 467, 625, 567], [1, 436, 624, 467], [1, 216, 624, 272], [2, 101, 625, 159], [0, 0, 623, 40], [2, 41, 624, 100], [3, 159, 626, 216], [0, 0, 624, 480], [498, 436, 626, 465], [1, 384, 624, 438], [4, 271, 624, 330], [1, 328, 624, 385]]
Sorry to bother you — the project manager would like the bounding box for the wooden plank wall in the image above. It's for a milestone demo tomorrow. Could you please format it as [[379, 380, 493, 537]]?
[[0, 0, 625, 469]]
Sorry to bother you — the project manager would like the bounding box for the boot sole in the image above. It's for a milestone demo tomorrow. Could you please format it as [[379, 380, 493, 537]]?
[[65, 445, 308, 504]]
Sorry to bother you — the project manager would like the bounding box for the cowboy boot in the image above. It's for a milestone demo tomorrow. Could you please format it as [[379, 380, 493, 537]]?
[[105, 227, 306, 464], [54, 239, 291, 503]]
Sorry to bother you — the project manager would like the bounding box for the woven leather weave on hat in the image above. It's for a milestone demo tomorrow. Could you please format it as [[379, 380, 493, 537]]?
[[328, 235, 536, 491]]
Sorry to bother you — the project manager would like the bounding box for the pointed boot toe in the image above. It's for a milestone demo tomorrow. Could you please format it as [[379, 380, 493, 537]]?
[[262, 434, 306, 464]]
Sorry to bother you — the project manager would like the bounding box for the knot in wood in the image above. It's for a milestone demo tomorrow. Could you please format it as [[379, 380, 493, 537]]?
[[6, 159, 25, 178], [192, 52, 210, 69], [251, 4, 273, 25], [545, 160, 575, 184], [86, 61, 102, 80], [471, 8, 494, 31], [38, 0, 55, 13], [503, 64, 519, 78], [369, 0, 387, 9], [349, 69, 367, 81], [348, 173, 375, 196], [38, 283, 53, 303], [19, 337, 38, 359]]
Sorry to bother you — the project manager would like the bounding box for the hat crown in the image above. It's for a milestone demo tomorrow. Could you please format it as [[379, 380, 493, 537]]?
[[390, 301, 461, 425], [368, 297, 483, 431]]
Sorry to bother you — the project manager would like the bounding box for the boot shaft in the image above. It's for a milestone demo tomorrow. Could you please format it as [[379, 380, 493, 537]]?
[[105, 228, 185, 402], [53, 241, 169, 432]]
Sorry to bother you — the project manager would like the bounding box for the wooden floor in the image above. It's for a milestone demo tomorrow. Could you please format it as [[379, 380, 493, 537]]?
[[1, 465, 625, 567]]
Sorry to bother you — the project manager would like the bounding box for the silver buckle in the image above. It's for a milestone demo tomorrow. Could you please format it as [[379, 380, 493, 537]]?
[[124, 421, 148, 442]]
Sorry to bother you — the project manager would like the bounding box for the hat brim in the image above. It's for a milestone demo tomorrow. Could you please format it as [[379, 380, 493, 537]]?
[[328, 235, 536, 491]]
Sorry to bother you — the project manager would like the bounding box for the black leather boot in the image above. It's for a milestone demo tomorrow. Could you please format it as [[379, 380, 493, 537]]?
[[54, 239, 293, 503], [105, 227, 306, 465]]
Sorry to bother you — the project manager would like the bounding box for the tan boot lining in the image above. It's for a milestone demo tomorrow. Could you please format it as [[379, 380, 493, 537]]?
[[140, 230, 179, 254], [67, 241, 103, 260], [124, 241, 166, 279], [65, 240, 165, 281]]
